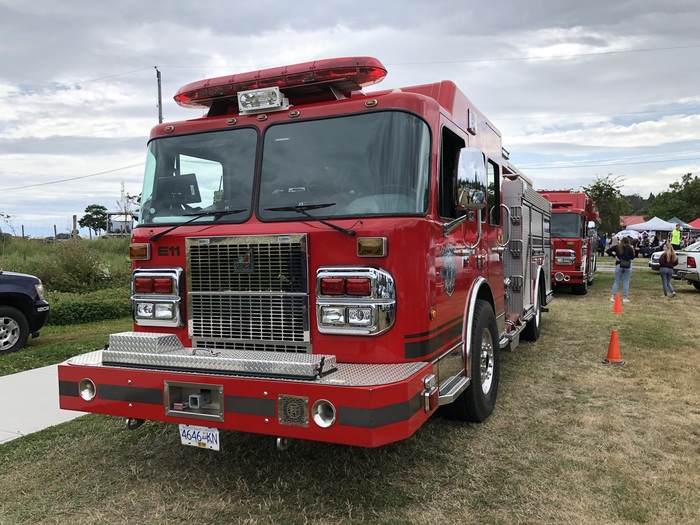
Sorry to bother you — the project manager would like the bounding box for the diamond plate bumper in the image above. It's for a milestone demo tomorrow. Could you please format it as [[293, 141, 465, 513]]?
[[102, 332, 336, 380]]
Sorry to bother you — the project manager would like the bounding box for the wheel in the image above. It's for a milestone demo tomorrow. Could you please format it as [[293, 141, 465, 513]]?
[[693, 281, 700, 291], [572, 280, 588, 295], [442, 300, 499, 422], [0, 306, 30, 355], [522, 286, 542, 340]]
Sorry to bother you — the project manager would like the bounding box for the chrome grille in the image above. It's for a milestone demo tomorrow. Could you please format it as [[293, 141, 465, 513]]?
[[187, 234, 310, 352]]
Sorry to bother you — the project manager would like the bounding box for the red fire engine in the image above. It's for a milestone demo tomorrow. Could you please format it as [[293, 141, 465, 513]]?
[[58, 57, 552, 449], [538, 190, 600, 295]]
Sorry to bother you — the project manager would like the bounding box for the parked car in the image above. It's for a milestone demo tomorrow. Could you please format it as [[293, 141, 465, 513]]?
[[648, 250, 662, 270], [0, 270, 50, 354], [648, 241, 700, 291]]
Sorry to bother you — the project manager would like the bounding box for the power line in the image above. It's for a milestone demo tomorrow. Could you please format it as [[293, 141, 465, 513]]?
[[0, 67, 154, 100], [3, 164, 144, 192]]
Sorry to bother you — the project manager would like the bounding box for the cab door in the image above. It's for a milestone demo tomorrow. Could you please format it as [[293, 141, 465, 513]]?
[[484, 158, 505, 318]]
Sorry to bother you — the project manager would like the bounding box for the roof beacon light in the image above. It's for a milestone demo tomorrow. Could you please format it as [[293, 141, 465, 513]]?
[[174, 57, 388, 109], [238, 86, 288, 115]]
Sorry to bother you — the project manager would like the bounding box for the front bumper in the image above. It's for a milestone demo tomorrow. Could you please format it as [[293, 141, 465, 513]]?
[[551, 270, 584, 284], [58, 336, 435, 448], [30, 300, 50, 336]]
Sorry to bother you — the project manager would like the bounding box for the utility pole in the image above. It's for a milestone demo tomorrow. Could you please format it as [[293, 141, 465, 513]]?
[[155, 66, 163, 124]]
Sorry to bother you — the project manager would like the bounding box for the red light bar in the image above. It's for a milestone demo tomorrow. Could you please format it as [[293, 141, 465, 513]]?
[[174, 57, 387, 109]]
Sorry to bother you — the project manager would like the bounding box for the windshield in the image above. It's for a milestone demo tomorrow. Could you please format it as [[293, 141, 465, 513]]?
[[139, 129, 257, 225], [258, 111, 430, 220], [138, 111, 430, 226], [684, 240, 700, 252], [550, 213, 583, 238]]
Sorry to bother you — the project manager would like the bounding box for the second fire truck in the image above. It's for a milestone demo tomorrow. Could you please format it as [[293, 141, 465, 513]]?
[[58, 57, 552, 448], [538, 190, 600, 295]]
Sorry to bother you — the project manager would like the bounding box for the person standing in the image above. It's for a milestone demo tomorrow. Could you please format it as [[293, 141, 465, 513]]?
[[658, 243, 678, 298], [670, 224, 682, 250], [606, 236, 635, 302]]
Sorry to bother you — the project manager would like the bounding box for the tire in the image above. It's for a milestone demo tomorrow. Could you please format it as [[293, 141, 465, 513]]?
[[0, 306, 30, 355], [522, 286, 542, 341], [572, 280, 588, 295], [693, 281, 700, 292], [442, 300, 499, 422]]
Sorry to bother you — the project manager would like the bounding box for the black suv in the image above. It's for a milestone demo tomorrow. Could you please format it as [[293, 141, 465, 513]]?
[[0, 270, 50, 354]]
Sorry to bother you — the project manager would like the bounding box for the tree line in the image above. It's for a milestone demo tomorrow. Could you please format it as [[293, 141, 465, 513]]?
[[583, 173, 700, 235]]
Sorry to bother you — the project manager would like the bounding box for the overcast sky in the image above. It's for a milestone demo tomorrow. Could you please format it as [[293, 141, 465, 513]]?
[[1, 0, 699, 237]]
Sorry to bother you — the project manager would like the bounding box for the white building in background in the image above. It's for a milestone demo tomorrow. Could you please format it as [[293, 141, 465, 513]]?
[[107, 212, 137, 236]]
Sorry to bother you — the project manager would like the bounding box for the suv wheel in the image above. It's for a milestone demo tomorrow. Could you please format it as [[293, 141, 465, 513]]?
[[0, 306, 30, 355]]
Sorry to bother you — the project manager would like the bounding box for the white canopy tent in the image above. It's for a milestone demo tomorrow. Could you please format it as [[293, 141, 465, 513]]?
[[625, 216, 676, 231], [615, 229, 642, 239]]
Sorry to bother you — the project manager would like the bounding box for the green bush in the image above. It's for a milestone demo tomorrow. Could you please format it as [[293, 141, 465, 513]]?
[[36, 240, 119, 292], [47, 287, 132, 325], [1, 237, 131, 293]]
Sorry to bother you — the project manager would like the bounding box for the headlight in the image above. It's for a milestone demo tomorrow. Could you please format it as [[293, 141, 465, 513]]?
[[555, 249, 576, 265], [320, 307, 345, 325], [316, 267, 396, 335], [131, 268, 183, 327]]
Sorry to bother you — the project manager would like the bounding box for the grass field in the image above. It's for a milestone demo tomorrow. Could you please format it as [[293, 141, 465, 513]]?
[[0, 318, 133, 376], [1, 260, 698, 524]]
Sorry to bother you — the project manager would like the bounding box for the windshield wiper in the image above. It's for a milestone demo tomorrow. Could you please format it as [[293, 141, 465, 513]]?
[[148, 209, 246, 241], [265, 203, 356, 237]]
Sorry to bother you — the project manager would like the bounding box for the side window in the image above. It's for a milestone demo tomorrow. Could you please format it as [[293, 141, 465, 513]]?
[[487, 159, 501, 226], [438, 127, 466, 219]]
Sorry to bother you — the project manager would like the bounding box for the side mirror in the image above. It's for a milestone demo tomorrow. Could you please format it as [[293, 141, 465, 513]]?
[[456, 147, 487, 210]]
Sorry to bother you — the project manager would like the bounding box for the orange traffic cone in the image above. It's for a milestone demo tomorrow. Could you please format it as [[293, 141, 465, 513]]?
[[602, 329, 625, 365], [612, 292, 623, 314]]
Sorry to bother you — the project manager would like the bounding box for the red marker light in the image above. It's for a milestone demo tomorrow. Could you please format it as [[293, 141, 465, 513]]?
[[321, 278, 346, 295], [153, 278, 173, 293], [134, 278, 154, 293], [345, 278, 371, 296]]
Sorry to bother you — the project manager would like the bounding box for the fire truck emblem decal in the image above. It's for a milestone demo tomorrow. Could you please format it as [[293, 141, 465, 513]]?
[[439, 245, 458, 296], [233, 248, 255, 273]]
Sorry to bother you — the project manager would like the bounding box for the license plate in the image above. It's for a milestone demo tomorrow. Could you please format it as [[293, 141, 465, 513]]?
[[178, 424, 220, 451]]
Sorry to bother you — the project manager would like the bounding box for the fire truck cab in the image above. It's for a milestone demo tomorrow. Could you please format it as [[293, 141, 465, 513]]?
[[58, 57, 552, 448], [538, 190, 600, 295]]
